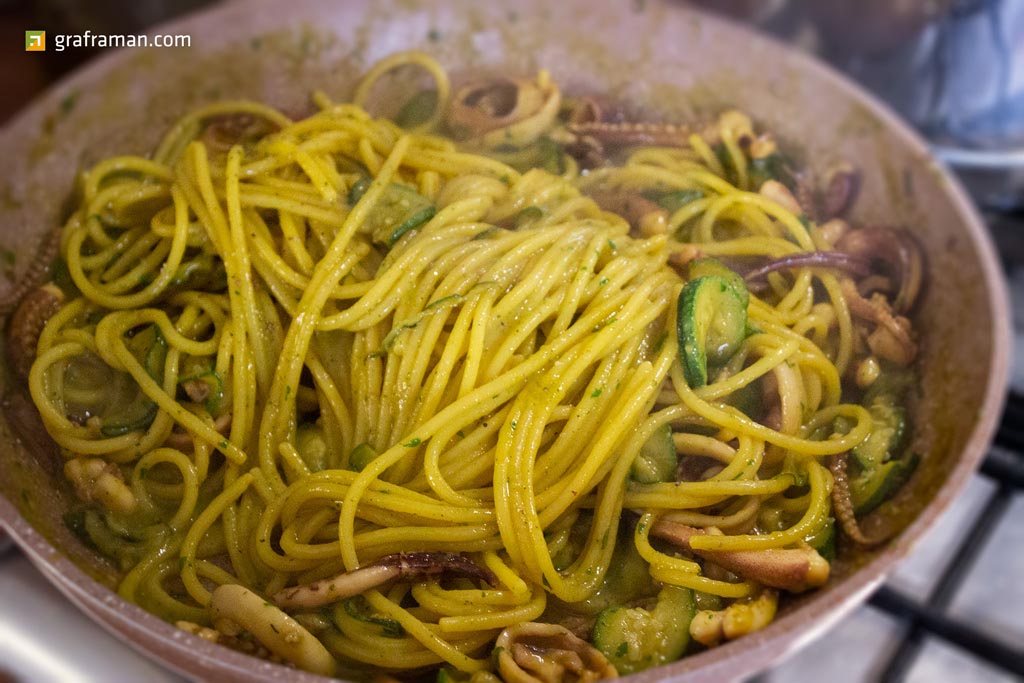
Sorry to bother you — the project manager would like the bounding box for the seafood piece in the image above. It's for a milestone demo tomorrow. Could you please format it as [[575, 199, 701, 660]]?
[[274, 552, 495, 610], [650, 518, 830, 593], [495, 621, 617, 683]]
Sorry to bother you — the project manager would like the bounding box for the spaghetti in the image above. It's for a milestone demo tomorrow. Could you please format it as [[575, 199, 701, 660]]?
[[10, 52, 923, 680]]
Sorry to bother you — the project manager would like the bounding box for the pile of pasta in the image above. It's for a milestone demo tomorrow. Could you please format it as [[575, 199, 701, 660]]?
[[14, 52, 919, 680]]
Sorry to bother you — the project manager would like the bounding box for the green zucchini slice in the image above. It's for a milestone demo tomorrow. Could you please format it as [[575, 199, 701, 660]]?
[[677, 275, 748, 387], [593, 585, 695, 674], [630, 423, 677, 484]]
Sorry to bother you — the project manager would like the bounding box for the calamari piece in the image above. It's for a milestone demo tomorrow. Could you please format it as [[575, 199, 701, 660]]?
[[5, 283, 64, 382], [273, 552, 496, 610], [586, 190, 667, 234], [200, 113, 279, 151], [495, 622, 617, 683], [821, 162, 861, 219], [836, 225, 925, 314], [176, 619, 283, 663], [829, 452, 886, 547], [743, 251, 872, 290], [566, 120, 692, 149], [0, 229, 60, 316], [758, 179, 802, 216], [690, 590, 778, 647], [209, 584, 336, 677], [840, 278, 918, 366], [447, 74, 561, 150], [64, 458, 136, 514], [650, 518, 829, 593], [165, 412, 232, 452]]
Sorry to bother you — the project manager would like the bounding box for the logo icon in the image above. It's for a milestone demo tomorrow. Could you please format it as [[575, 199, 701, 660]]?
[[25, 30, 45, 51]]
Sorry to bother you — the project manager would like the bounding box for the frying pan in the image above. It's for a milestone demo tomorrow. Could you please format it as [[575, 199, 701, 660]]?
[[0, 1, 1011, 681]]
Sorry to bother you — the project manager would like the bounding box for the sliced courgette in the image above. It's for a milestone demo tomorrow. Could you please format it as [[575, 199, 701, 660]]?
[[630, 423, 677, 484], [436, 667, 465, 683], [747, 152, 797, 190], [341, 596, 404, 637], [177, 369, 224, 415], [851, 453, 919, 516], [592, 585, 695, 675], [169, 253, 226, 292], [571, 520, 658, 615], [394, 90, 438, 129], [655, 189, 704, 213], [347, 177, 371, 205], [295, 423, 328, 473], [349, 177, 436, 247], [840, 384, 917, 516], [687, 258, 749, 308], [99, 325, 166, 437], [850, 400, 907, 471], [677, 275, 748, 387], [806, 516, 836, 562], [100, 402, 159, 437], [348, 442, 378, 472]]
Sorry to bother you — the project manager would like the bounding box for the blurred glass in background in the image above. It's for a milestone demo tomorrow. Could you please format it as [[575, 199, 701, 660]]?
[[692, 0, 1024, 210]]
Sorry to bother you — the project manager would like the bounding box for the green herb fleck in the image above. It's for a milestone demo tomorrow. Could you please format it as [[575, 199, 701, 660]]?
[[591, 388, 602, 398], [395, 89, 438, 129], [59, 91, 79, 117], [656, 189, 703, 212], [403, 438, 422, 448]]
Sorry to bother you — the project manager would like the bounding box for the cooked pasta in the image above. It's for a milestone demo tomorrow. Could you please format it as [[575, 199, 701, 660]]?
[[7, 52, 924, 680]]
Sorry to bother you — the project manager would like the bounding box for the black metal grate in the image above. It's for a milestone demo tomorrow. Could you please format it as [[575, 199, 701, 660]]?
[[868, 389, 1024, 680]]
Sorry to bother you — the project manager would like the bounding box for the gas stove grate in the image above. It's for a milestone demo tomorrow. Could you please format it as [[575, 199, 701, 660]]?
[[869, 389, 1024, 681]]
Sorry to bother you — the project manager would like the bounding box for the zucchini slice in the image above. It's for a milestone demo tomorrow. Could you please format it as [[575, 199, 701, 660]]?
[[655, 189, 704, 213], [630, 423, 677, 484], [295, 424, 328, 473], [677, 275, 748, 387], [348, 442, 378, 472], [593, 585, 695, 674], [850, 400, 907, 472], [842, 388, 918, 516], [98, 325, 167, 437], [851, 455, 919, 516], [350, 177, 436, 247], [687, 258, 749, 308]]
